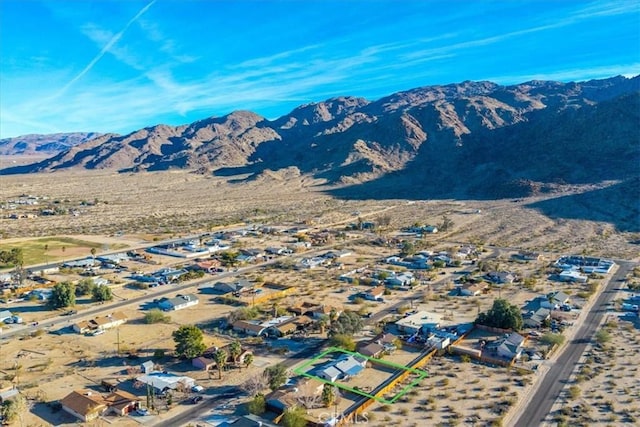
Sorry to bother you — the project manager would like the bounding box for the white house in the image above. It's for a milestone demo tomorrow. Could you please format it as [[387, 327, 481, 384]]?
[[365, 286, 385, 301], [557, 270, 588, 283], [395, 311, 443, 335], [158, 294, 199, 311], [318, 366, 342, 382], [136, 373, 195, 394]]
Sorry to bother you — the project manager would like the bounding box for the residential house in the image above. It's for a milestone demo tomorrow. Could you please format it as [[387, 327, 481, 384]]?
[[153, 268, 187, 283], [188, 259, 222, 273], [365, 285, 386, 301], [103, 390, 139, 416], [485, 271, 516, 284], [72, 312, 127, 334], [457, 282, 488, 296], [213, 280, 255, 294], [265, 247, 286, 255], [93, 312, 128, 331], [385, 272, 416, 289], [310, 305, 342, 320], [395, 311, 443, 335], [318, 366, 342, 382], [547, 291, 570, 308], [359, 342, 384, 358], [73, 320, 93, 334], [557, 270, 588, 283], [288, 301, 317, 316], [523, 307, 551, 328], [334, 355, 366, 378], [291, 315, 313, 330], [232, 320, 267, 337], [513, 251, 543, 261], [267, 321, 298, 337], [141, 360, 155, 374], [158, 294, 199, 311], [192, 356, 216, 371], [488, 332, 526, 360], [219, 414, 279, 427], [297, 257, 325, 269], [135, 372, 195, 394], [60, 390, 107, 422]]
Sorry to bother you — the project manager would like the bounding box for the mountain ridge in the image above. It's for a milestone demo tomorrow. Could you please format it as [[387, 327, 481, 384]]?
[[2, 75, 639, 200]]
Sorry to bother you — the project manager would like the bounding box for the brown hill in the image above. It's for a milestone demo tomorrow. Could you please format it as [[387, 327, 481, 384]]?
[[0, 132, 101, 155], [2, 76, 639, 201]]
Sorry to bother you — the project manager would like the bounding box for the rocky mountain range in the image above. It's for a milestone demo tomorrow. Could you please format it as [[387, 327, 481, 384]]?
[[2, 75, 638, 200], [0, 132, 102, 156]]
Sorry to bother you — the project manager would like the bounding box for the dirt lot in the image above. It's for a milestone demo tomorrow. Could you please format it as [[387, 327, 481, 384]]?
[[545, 286, 640, 426]]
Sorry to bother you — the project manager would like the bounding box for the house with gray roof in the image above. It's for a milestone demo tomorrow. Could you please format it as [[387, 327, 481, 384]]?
[[158, 294, 199, 311]]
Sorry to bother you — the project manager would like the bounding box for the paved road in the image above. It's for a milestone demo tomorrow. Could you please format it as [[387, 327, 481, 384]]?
[[512, 260, 635, 427]]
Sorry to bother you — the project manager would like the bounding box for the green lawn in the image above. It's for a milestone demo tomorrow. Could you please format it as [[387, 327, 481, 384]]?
[[0, 237, 129, 267]]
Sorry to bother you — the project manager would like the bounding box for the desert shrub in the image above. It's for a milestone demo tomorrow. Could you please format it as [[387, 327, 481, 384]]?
[[144, 309, 171, 324]]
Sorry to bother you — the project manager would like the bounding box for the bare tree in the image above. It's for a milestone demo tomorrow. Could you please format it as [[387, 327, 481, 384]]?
[[296, 380, 322, 410], [241, 372, 270, 397]]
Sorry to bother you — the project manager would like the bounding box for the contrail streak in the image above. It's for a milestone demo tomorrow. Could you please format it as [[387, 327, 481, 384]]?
[[54, 0, 156, 98]]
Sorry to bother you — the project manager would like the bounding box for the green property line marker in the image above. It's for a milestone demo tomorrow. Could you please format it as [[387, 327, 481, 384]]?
[[292, 347, 428, 404]]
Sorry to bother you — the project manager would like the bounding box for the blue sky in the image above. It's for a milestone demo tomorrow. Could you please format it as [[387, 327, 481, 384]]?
[[1, 0, 639, 138]]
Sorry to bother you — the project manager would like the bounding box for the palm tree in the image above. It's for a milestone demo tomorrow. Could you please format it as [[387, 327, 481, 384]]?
[[229, 340, 242, 367], [214, 349, 228, 379]]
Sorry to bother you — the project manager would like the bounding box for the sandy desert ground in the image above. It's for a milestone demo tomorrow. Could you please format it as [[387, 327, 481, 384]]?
[[0, 170, 638, 427]]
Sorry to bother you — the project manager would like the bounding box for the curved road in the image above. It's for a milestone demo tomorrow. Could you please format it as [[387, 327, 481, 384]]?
[[512, 260, 635, 426]]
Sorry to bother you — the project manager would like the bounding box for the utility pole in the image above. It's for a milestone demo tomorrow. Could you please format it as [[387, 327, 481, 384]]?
[[115, 327, 121, 356]]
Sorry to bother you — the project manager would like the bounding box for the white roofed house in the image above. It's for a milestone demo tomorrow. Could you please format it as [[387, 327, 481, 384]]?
[[157, 294, 199, 311]]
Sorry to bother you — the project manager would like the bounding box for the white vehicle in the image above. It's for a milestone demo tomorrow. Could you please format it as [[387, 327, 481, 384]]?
[[191, 385, 204, 393], [91, 329, 105, 336], [136, 408, 149, 416]]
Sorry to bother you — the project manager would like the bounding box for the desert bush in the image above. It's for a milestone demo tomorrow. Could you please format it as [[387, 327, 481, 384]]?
[[144, 309, 171, 324]]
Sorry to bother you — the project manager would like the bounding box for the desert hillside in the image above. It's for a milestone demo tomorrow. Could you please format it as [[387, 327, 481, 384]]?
[[2, 76, 638, 201]]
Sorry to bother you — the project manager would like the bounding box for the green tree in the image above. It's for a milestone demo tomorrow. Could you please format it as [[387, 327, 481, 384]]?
[[265, 364, 288, 391], [90, 247, 97, 258], [75, 278, 96, 296], [595, 329, 611, 344], [321, 384, 336, 407], [214, 349, 228, 379], [172, 325, 206, 359], [0, 394, 26, 424], [244, 353, 254, 370], [220, 250, 239, 267], [248, 394, 266, 415], [329, 311, 364, 336], [144, 309, 171, 324], [330, 334, 356, 351], [49, 281, 76, 308], [400, 241, 415, 257], [229, 340, 242, 365], [475, 298, 523, 331], [540, 333, 565, 346], [92, 285, 113, 302], [432, 260, 446, 269], [439, 215, 454, 232], [281, 406, 308, 427]]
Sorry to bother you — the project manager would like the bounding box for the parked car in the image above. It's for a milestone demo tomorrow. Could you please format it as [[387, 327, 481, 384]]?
[[136, 408, 149, 416], [191, 385, 204, 393], [189, 396, 203, 404]]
